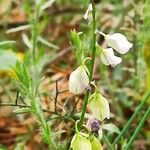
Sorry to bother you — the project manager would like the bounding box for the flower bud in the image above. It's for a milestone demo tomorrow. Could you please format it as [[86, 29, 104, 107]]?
[[88, 92, 110, 121], [69, 65, 89, 94], [86, 116, 101, 132], [84, 3, 93, 23]]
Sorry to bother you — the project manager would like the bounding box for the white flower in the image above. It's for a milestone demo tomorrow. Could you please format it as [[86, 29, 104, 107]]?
[[88, 92, 110, 121], [100, 48, 122, 67], [99, 31, 133, 54], [70, 133, 92, 150], [69, 65, 89, 94], [70, 132, 103, 150], [84, 3, 93, 23]]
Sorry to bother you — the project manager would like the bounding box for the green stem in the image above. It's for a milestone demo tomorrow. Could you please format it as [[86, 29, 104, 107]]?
[[147, 68, 150, 90], [78, 92, 90, 129], [32, 5, 39, 64], [113, 91, 150, 146], [78, 0, 96, 130], [89, 1, 96, 80], [125, 106, 150, 150], [103, 135, 114, 150], [30, 2, 56, 149], [30, 95, 56, 149]]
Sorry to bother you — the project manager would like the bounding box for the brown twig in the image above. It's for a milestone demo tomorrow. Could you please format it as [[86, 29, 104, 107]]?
[[54, 80, 59, 113]]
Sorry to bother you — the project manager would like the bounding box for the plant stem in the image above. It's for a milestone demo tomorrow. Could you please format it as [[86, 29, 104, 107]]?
[[125, 106, 150, 150], [147, 68, 150, 90], [30, 95, 56, 149], [78, 92, 90, 129], [103, 135, 114, 150], [146, 68, 150, 104], [89, 0, 96, 80], [32, 5, 39, 64], [30, 2, 56, 149], [78, 0, 96, 130], [113, 91, 150, 146]]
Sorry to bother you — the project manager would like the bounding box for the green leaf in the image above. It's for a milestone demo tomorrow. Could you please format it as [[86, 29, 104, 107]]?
[[70, 133, 92, 150], [12, 61, 30, 90], [38, 36, 59, 50], [22, 33, 33, 49], [6, 25, 30, 33], [70, 30, 88, 64], [0, 50, 18, 71], [0, 144, 8, 150], [102, 123, 120, 134], [91, 137, 103, 150], [14, 142, 25, 150], [14, 107, 31, 114], [0, 41, 15, 49], [40, 0, 55, 11]]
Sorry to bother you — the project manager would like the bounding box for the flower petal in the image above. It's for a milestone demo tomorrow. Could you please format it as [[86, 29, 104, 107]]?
[[91, 136, 103, 150], [69, 65, 89, 94], [100, 48, 122, 67], [84, 3, 93, 22], [88, 92, 110, 121], [106, 33, 133, 54], [70, 133, 92, 150]]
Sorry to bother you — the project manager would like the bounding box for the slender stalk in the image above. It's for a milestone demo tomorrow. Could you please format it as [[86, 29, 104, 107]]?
[[89, 0, 96, 80], [29, 2, 56, 149], [30, 95, 56, 149], [147, 68, 150, 104], [103, 135, 114, 150], [32, 4, 39, 64], [78, 92, 90, 129], [78, 0, 96, 129], [125, 106, 150, 150], [147, 68, 150, 90], [113, 91, 150, 146]]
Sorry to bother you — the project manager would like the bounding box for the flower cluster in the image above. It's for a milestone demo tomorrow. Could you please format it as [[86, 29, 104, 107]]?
[[84, 4, 133, 67], [70, 3, 133, 150], [96, 31, 133, 67]]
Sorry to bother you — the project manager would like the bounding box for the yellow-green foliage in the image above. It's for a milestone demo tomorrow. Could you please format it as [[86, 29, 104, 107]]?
[[143, 0, 150, 61], [143, 0, 150, 92], [143, 41, 150, 67]]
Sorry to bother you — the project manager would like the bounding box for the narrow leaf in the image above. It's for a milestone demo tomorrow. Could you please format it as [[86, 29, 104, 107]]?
[[38, 36, 59, 49], [102, 123, 120, 134], [41, 0, 55, 11], [6, 25, 31, 34], [22, 33, 33, 49], [14, 107, 31, 114], [0, 41, 15, 47]]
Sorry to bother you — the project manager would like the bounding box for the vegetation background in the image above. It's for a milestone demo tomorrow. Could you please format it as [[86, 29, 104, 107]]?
[[0, 0, 150, 149]]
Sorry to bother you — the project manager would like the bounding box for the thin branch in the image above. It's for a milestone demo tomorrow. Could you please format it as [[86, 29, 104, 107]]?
[[0, 102, 75, 123], [0, 102, 54, 114], [15, 91, 20, 105], [55, 80, 59, 113]]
